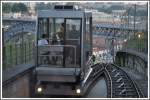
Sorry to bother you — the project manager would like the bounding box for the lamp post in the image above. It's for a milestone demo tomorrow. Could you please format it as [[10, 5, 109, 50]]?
[[138, 33, 141, 52], [112, 13, 115, 62], [133, 4, 136, 37], [145, 3, 148, 53]]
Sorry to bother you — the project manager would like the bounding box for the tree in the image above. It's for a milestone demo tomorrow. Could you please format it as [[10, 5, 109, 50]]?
[[11, 3, 20, 12], [11, 3, 28, 13], [2, 3, 12, 13], [19, 3, 28, 13]]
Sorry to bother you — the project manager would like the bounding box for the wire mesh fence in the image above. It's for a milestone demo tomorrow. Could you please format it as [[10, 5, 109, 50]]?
[[3, 41, 35, 70], [2, 20, 36, 70], [120, 3, 148, 54]]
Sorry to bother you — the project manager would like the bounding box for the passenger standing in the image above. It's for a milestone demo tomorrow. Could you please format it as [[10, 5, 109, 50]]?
[[57, 23, 65, 44]]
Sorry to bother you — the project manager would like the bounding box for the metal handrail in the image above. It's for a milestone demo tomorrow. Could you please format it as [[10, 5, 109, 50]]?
[[37, 45, 77, 68], [82, 56, 94, 79], [86, 56, 94, 68], [37, 38, 80, 43], [104, 66, 113, 98]]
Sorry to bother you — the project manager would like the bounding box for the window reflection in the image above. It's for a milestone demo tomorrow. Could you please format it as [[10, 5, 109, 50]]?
[[37, 18, 81, 68]]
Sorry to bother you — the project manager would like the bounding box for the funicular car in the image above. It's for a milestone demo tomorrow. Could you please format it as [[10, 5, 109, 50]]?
[[34, 5, 93, 96]]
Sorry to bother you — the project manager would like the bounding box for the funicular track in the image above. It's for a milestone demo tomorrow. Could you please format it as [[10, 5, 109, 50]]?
[[84, 63, 144, 98], [103, 63, 144, 98], [30, 62, 144, 98]]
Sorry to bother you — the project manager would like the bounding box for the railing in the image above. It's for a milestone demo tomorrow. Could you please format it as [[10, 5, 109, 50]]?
[[2, 21, 36, 70], [124, 35, 148, 54], [82, 56, 94, 84], [104, 66, 113, 98]]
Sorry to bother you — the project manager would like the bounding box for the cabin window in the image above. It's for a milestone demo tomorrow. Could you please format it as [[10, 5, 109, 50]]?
[[85, 17, 92, 62], [38, 18, 49, 40], [37, 18, 82, 68], [65, 19, 82, 67], [49, 18, 64, 45], [86, 18, 90, 47], [66, 19, 81, 40]]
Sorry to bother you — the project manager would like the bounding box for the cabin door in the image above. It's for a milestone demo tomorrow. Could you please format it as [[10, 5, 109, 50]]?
[[64, 18, 82, 68]]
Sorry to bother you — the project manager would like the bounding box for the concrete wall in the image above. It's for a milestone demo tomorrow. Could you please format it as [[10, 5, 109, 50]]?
[[2, 63, 34, 98], [115, 50, 148, 97], [115, 51, 147, 77], [3, 73, 30, 98]]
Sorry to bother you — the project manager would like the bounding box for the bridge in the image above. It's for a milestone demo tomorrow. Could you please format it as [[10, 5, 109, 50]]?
[[2, 4, 148, 98], [3, 18, 36, 43]]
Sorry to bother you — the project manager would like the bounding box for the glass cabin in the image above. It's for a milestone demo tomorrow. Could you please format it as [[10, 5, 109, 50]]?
[[35, 7, 92, 83]]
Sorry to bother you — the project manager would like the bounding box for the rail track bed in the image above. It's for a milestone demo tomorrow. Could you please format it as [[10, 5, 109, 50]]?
[[103, 63, 144, 98]]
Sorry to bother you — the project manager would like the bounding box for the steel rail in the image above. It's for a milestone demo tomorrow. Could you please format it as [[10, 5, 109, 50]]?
[[104, 64, 113, 98], [112, 63, 144, 98]]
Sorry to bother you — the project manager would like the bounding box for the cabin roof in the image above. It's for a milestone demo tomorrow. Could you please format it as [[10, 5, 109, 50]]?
[[38, 10, 92, 18]]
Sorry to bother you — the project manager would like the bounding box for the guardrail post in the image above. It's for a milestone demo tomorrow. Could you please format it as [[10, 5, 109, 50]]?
[[2, 28, 5, 69], [15, 43, 18, 65], [20, 42, 22, 64], [132, 55, 135, 70], [10, 45, 12, 67], [25, 42, 26, 63]]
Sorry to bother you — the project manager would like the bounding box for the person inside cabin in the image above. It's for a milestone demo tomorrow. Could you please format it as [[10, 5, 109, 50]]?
[[38, 34, 48, 46], [66, 25, 80, 65], [38, 34, 50, 64], [49, 23, 65, 65], [69, 25, 79, 39], [56, 23, 65, 44], [51, 33, 59, 65]]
